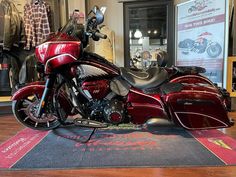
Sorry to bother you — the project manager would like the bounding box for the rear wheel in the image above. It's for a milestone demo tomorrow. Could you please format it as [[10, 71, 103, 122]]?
[[12, 93, 61, 130]]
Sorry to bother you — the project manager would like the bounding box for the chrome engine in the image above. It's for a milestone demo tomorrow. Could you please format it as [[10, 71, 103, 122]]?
[[103, 99, 125, 125], [88, 98, 125, 125]]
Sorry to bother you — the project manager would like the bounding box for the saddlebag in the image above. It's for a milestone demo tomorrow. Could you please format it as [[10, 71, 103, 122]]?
[[163, 84, 232, 130]]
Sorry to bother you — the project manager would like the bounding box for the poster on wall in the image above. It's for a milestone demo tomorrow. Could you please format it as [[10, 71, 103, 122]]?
[[176, 0, 227, 85]]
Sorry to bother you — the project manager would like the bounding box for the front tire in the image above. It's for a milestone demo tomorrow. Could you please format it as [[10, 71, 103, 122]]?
[[207, 43, 222, 58], [12, 93, 61, 130]]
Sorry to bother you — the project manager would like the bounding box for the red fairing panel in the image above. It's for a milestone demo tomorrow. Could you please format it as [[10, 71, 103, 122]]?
[[36, 33, 81, 63], [35, 33, 81, 73], [82, 80, 110, 100], [164, 88, 231, 130], [127, 89, 167, 124]]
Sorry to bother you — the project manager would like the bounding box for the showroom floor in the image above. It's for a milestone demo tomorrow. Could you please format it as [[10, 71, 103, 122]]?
[[0, 113, 235, 177]]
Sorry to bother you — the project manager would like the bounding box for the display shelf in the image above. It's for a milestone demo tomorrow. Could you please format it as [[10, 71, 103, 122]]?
[[0, 96, 11, 102]]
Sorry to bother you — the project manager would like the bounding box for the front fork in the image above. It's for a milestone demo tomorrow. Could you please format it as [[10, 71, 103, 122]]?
[[36, 75, 56, 118]]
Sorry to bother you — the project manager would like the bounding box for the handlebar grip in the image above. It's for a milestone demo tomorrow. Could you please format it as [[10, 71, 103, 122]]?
[[95, 32, 107, 39]]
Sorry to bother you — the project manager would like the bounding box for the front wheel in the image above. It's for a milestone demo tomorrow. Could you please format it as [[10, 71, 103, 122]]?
[[12, 93, 61, 130], [207, 43, 222, 58]]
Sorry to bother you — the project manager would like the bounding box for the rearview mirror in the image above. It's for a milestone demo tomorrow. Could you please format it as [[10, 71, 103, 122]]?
[[100, 7, 107, 14], [92, 5, 104, 25]]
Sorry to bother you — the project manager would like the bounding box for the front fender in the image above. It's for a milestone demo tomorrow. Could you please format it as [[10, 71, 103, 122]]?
[[11, 84, 74, 116], [12, 85, 45, 101]]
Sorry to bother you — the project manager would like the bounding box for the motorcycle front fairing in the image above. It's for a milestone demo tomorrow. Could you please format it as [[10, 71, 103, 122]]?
[[162, 83, 233, 130]]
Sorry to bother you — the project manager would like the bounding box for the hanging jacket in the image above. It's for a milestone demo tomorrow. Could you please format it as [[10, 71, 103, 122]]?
[[19, 54, 38, 84], [0, 52, 20, 94], [24, 1, 50, 50], [8, 0, 26, 46], [0, 0, 25, 50], [0, 3, 5, 48], [0, 54, 11, 93]]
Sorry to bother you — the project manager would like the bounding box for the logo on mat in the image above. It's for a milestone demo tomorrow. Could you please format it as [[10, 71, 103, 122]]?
[[208, 138, 232, 150]]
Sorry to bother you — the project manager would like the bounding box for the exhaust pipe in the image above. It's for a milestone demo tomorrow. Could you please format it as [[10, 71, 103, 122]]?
[[144, 118, 173, 127]]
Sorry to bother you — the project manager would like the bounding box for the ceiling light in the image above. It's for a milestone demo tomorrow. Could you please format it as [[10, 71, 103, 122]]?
[[134, 29, 142, 38], [154, 30, 158, 34], [138, 38, 143, 44], [148, 30, 151, 34], [129, 30, 132, 38]]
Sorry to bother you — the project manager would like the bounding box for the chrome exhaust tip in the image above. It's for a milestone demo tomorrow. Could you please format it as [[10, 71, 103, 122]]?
[[145, 118, 173, 127]]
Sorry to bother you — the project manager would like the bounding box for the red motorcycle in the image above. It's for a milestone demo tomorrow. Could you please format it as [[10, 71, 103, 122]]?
[[12, 6, 233, 138]]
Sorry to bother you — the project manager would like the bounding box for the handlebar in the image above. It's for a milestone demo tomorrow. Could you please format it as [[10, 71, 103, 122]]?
[[94, 32, 107, 39], [85, 30, 107, 40]]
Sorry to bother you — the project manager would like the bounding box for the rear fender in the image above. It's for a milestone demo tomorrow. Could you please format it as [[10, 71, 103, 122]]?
[[11, 84, 74, 115]]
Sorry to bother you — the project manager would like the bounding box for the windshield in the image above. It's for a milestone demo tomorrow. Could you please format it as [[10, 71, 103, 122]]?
[[58, 19, 86, 41], [60, 19, 75, 35]]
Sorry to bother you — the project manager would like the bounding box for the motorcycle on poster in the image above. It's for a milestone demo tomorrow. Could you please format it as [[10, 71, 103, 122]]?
[[176, 0, 227, 85]]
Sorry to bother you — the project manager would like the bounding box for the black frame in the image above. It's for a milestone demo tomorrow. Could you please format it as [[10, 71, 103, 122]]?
[[123, 0, 174, 67]]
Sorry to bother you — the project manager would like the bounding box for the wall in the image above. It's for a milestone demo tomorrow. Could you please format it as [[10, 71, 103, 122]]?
[[68, 0, 86, 16], [87, 0, 124, 67], [59, 0, 68, 26]]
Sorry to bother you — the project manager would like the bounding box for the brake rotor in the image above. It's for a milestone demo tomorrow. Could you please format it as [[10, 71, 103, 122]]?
[[25, 101, 57, 123]]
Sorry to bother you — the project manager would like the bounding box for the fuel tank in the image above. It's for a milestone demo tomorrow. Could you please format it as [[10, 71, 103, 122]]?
[[76, 52, 120, 78]]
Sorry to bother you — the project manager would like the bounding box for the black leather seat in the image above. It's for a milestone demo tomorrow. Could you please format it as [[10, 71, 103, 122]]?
[[120, 67, 168, 90]]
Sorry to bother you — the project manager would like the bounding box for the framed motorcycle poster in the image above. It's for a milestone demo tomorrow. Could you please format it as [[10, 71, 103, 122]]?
[[176, 0, 229, 86]]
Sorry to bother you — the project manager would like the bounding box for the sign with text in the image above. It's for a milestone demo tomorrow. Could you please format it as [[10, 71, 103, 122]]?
[[176, 0, 227, 85]]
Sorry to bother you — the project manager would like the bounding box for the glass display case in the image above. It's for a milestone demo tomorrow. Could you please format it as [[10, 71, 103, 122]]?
[[123, 0, 174, 69]]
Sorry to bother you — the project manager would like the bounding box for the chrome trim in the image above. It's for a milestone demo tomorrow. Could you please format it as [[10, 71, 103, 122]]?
[[82, 61, 119, 75], [36, 41, 81, 48], [174, 112, 228, 130], [180, 90, 221, 97], [78, 65, 108, 79], [131, 103, 164, 111]]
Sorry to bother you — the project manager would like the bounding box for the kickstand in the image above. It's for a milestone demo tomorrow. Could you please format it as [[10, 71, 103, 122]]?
[[76, 128, 97, 143]]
